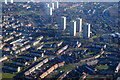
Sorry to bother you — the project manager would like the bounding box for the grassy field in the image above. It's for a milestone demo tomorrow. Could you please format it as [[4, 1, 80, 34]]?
[[42, 48, 56, 51], [1, 73, 14, 79], [96, 65, 109, 70], [57, 64, 75, 72], [86, 75, 92, 79], [17, 10, 41, 16]]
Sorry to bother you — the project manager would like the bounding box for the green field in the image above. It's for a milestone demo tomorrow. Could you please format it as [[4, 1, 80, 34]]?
[[1, 73, 14, 79], [57, 64, 75, 72], [96, 65, 109, 70]]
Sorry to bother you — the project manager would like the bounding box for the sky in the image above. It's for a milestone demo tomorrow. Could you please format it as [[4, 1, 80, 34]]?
[[1, 0, 120, 2]]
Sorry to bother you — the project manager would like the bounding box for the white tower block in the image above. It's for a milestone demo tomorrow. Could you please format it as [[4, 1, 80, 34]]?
[[5, 0, 7, 4], [11, 0, 13, 3], [54, 1, 59, 8]]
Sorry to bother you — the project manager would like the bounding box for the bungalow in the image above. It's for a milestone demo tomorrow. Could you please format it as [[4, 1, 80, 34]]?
[[57, 41, 63, 47], [4, 66, 21, 72], [33, 40, 40, 46], [29, 52, 41, 57], [42, 58, 49, 63], [0, 56, 8, 62], [12, 60, 28, 66], [56, 45, 68, 55], [37, 36, 43, 40], [40, 72, 48, 79], [21, 55, 37, 61], [24, 58, 48, 76], [25, 45, 31, 49], [115, 63, 120, 73], [37, 45, 44, 50], [4, 36, 14, 42], [39, 62, 65, 79], [92, 43, 107, 49]]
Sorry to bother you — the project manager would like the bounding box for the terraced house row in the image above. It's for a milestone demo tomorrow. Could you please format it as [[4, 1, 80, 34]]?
[[39, 62, 65, 79]]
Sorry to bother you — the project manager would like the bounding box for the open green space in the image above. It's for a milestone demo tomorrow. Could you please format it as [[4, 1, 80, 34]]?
[[57, 64, 75, 72], [83, 52, 94, 58], [86, 75, 92, 79], [68, 48, 84, 52], [1, 73, 14, 79], [91, 36, 99, 39], [83, 54, 91, 58], [45, 41, 55, 44], [96, 65, 109, 70], [88, 52, 94, 55], [17, 10, 41, 16], [42, 48, 56, 51]]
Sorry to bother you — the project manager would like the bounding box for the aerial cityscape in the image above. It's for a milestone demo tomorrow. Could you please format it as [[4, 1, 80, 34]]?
[[0, 1, 120, 80]]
